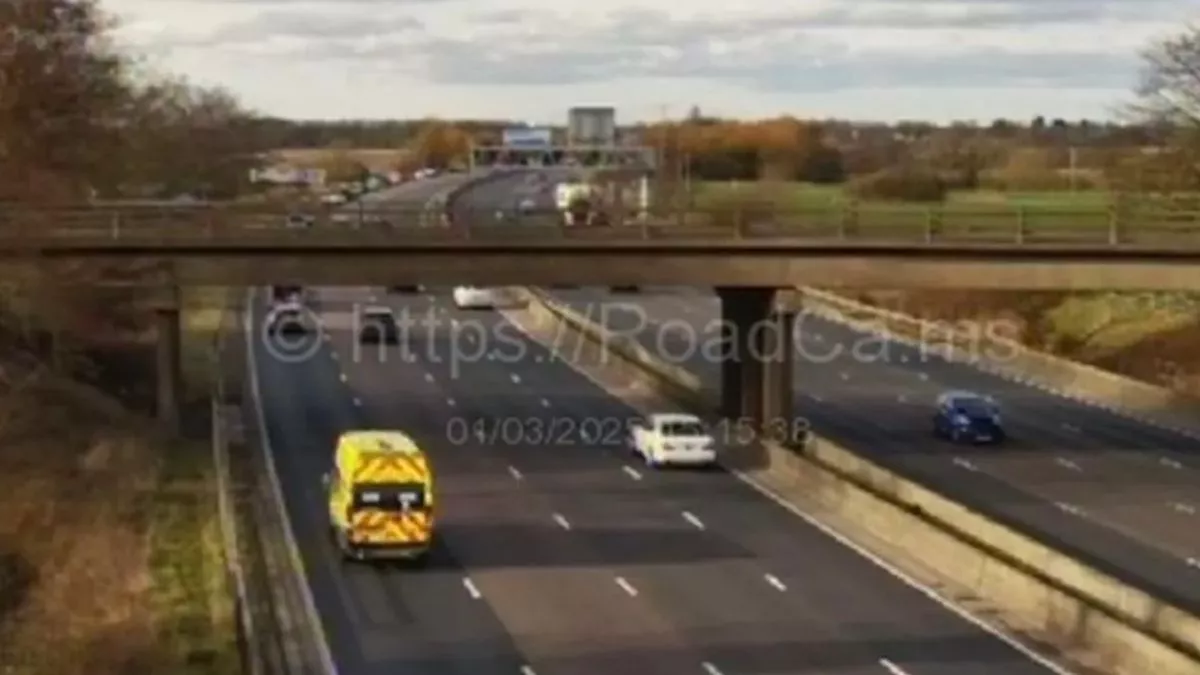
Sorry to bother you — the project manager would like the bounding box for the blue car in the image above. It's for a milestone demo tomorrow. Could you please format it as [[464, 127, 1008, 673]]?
[[933, 391, 1005, 444]]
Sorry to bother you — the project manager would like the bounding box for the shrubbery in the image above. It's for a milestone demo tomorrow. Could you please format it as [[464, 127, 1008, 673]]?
[[845, 166, 948, 202]]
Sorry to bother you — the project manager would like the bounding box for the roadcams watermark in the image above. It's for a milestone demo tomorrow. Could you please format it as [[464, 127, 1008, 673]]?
[[258, 299, 1027, 375]]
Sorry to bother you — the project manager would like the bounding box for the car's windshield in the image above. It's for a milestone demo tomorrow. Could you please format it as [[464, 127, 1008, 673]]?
[[662, 421, 706, 436], [954, 398, 995, 416], [351, 482, 426, 511]]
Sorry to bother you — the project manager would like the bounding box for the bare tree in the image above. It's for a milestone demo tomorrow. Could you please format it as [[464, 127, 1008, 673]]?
[[0, 0, 129, 202], [1136, 23, 1200, 125]]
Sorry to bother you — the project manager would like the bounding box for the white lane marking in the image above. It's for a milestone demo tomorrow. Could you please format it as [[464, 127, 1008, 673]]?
[[701, 663, 723, 675], [763, 574, 787, 591], [510, 373, 521, 383], [809, 393, 824, 403], [839, 372, 849, 381], [614, 576, 638, 596], [720, 451, 1078, 675], [1054, 457, 1081, 471], [244, 291, 338, 675], [1188, 557, 1200, 568], [1170, 502, 1195, 515], [540, 397, 551, 407], [352, 397, 362, 407], [520, 667, 537, 675], [952, 457, 978, 471], [462, 577, 482, 599], [446, 397, 457, 407], [918, 372, 929, 381], [1061, 423, 1080, 433], [1055, 502, 1084, 516], [896, 394, 907, 403], [542, 293, 1076, 675], [879, 658, 911, 675], [1161, 457, 1183, 469], [508, 465, 523, 480], [623, 465, 642, 480], [553, 513, 571, 530], [338, 372, 347, 382], [682, 511, 704, 530], [330, 350, 338, 360], [424, 373, 434, 382]]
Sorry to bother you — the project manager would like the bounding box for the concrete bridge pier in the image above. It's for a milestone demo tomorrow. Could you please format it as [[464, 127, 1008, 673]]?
[[150, 284, 182, 434], [717, 287, 793, 437]]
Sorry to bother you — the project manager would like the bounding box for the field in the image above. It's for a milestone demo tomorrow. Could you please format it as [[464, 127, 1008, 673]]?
[[0, 288, 239, 675], [688, 180, 1117, 212], [271, 147, 410, 172]]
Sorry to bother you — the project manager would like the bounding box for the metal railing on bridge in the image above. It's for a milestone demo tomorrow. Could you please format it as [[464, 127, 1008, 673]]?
[[1, 202, 1200, 247]]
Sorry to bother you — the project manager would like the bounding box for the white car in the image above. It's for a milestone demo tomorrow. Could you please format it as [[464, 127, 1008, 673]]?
[[628, 413, 717, 468], [453, 286, 499, 309]]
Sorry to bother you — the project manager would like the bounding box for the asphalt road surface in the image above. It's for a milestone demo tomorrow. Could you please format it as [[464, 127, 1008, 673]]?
[[249, 285, 1068, 675], [546, 286, 1200, 610]]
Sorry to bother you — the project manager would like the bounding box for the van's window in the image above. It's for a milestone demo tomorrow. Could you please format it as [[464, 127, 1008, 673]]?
[[661, 422, 706, 436], [351, 482, 427, 510]]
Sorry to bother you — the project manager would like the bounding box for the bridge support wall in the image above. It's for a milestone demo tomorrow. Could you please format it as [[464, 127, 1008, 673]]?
[[717, 288, 793, 435], [153, 287, 182, 434]]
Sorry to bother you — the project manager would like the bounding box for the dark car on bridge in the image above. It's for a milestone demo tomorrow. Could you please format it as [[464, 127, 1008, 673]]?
[[266, 302, 309, 336], [933, 390, 1005, 444]]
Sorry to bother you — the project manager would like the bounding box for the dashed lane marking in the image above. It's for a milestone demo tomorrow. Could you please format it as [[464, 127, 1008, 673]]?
[[352, 397, 362, 407], [338, 372, 347, 382], [952, 457, 978, 471], [764, 574, 787, 591], [1055, 502, 1084, 516], [1054, 457, 1081, 471], [1161, 457, 1183, 469], [446, 397, 456, 407], [614, 576, 638, 597], [553, 513, 571, 530], [508, 465, 523, 480], [462, 577, 482, 599], [682, 511, 704, 530], [424, 373, 434, 382], [701, 662, 723, 675], [879, 659, 911, 675], [540, 398, 551, 407], [1170, 502, 1195, 515], [510, 373, 522, 383], [520, 667, 536, 675], [623, 465, 642, 480]]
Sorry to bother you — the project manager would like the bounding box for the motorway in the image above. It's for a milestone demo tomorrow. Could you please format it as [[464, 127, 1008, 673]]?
[[249, 285, 1066, 674], [546, 286, 1200, 608], [454, 168, 1200, 606]]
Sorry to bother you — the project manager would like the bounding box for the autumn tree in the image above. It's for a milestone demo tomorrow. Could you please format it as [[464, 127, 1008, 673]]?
[[411, 119, 471, 169], [0, 0, 129, 201], [1124, 23, 1200, 194]]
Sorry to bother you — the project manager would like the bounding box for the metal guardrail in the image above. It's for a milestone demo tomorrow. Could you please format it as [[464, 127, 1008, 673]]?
[[1, 204, 1200, 247]]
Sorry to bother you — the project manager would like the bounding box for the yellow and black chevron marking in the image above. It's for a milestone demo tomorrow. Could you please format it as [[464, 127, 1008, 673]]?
[[352, 452, 428, 484], [349, 509, 432, 543]]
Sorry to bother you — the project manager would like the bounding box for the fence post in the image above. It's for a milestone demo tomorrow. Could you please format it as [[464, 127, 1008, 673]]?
[[1015, 206, 1025, 244], [1107, 204, 1120, 245]]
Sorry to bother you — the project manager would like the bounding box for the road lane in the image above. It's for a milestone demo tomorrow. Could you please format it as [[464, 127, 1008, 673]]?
[[253, 289, 533, 675], [547, 286, 1200, 607], [306, 286, 1068, 674], [317, 289, 710, 675]]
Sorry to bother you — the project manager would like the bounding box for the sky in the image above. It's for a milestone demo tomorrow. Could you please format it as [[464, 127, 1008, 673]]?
[[105, 0, 1196, 124]]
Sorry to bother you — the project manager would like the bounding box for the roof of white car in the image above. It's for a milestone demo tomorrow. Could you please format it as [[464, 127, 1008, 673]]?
[[651, 412, 702, 424]]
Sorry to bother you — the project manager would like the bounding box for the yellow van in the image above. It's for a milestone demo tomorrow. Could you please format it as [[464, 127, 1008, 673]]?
[[323, 430, 435, 564]]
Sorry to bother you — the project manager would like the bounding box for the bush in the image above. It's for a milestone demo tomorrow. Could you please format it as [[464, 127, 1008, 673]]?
[[845, 166, 948, 202]]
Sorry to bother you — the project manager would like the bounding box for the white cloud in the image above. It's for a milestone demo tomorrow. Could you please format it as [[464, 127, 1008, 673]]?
[[103, 0, 1198, 122]]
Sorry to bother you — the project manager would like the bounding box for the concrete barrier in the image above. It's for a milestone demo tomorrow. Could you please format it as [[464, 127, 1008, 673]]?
[[798, 288, 1200, 441], [516, 286, 1200, 675]]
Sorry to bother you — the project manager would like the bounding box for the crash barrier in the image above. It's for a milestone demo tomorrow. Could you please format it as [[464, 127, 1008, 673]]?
[[210, 291, 331, 675], [798, 288, 1200, 441], [516, 286, 1200, 675]]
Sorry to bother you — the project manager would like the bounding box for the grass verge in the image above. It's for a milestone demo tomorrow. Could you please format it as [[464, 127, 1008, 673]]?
[[0, 285, 241, 675]]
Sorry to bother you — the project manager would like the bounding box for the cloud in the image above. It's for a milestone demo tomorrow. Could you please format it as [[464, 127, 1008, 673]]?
[[106, 0, 1184, 120]]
